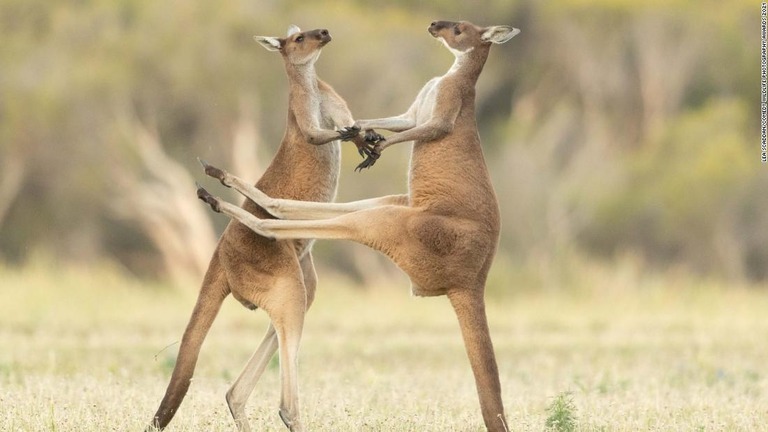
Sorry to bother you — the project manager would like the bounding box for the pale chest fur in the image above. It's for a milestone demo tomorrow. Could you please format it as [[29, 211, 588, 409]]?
[[284, 85, 342, 202], [415, 77, 441, 124]]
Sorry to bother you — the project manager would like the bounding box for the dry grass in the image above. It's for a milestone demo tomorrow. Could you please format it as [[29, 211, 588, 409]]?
[[1, 260, 767, 431]]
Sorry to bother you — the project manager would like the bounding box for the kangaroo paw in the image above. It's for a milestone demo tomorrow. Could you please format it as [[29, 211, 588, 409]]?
[[355, 150, 380, 172], [337, 125, 361, 141], [364, 129, 385, 144], [355, 140, 375, 158]]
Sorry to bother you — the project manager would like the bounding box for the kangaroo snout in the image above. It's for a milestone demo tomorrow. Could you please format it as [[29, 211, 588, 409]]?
[[317, 28, 331, 44], [428, 20, 450, 36]]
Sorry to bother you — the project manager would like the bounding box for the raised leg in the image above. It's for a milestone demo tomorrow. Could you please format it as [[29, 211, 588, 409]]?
[[447, 289, 507, 432], [199, 159, 407, 220], [198, 186, 418, 246]]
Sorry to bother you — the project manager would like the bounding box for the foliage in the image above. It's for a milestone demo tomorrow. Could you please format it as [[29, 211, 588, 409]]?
[[583, 99, 767, 280], [0, 0, 761, 286]]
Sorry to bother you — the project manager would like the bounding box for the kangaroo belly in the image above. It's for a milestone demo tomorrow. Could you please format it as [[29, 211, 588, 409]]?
[[370, 211, 495, 297]]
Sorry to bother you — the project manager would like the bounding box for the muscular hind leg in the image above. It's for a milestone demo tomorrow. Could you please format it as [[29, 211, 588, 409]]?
[[196, 188, 419, 248], [197, 163, 407, 221], [224, 254, 315, 432], [149, 253, 230, 431], [268, 278, 307, 432], [276, 253, 317, 431], [447, 288, 507, 432]]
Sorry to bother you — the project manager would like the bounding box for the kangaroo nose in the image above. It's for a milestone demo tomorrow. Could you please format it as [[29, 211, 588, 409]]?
[[428, 21, 440, 35], [320, 29, 329, 36]]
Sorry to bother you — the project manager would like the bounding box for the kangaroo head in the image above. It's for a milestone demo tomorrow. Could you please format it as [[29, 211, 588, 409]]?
[[428, 21, 519, 54], [254, 25, 331, 65]]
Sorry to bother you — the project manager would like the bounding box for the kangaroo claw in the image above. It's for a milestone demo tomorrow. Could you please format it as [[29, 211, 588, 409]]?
[[337, 125, 361, 141], [357, 141, 375, 158], [355, 150, 380, 172]]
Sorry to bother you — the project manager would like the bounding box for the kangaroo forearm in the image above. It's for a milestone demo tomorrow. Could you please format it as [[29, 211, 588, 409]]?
[[356, 116, 416, 132], [379, 121, 453, 150], [303, 127, 340, 145]]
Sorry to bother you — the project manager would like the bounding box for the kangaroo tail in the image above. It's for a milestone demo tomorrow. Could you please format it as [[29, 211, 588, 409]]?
[[149, 253, 230, 430]]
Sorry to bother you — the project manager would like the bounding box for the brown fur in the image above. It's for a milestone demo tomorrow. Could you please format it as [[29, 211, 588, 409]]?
[[147, 26, 368, 432], [196, 20, 519, 432]]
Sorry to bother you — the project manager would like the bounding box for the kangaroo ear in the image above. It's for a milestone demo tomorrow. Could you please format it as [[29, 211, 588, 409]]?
[[254, 36, 283, 52], [480, 25, 520, 44], [287, 25, 301, 37]]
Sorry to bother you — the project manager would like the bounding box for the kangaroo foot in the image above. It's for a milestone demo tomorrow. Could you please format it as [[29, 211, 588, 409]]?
[[278, 409, 303, 432], [196, 183, 221, 213], [198, 158, 230, 187]]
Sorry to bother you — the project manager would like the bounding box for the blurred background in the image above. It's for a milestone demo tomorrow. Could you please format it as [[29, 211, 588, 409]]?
[[0, 0, 763, 292]]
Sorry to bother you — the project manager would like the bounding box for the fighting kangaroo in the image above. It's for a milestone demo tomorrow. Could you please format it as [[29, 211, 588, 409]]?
[[147, 25, 378, 431], [197, 21, 519, 432]]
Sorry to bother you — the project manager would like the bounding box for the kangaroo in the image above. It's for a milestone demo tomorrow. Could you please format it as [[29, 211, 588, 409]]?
[[196, 21, 520, 432], [147, 25, 378, 432]]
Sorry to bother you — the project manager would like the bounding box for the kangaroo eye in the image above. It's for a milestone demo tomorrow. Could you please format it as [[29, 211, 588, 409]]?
[[296, 35, 304, 42], [454, 27, 461, 35]]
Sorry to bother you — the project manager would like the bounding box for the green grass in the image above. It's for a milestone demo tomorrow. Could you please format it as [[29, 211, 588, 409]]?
[[546, 391, 577, 432], [1, 260, 767, 431]]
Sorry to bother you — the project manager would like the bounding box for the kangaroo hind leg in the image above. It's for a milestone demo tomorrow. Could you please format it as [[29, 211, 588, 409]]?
[[447, 288, 507, 432], [197, 160, 408, 220], [149, 254, 230, 430], [226, 323, 278, 432], [267, 277, 308, 432], [225, 253, 317, 432]]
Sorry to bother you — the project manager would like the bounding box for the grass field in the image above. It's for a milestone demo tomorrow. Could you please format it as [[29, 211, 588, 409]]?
[[1, 260, 767, 431]]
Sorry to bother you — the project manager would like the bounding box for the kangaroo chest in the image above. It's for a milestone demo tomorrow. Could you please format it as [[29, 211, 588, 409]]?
[[415, 78, 442, 124]]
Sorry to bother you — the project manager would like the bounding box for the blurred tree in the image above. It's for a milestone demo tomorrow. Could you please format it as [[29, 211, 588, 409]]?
[[0, 0, 762, 287], [109, 115, 218, 286], [582, 99, 763, 281]]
